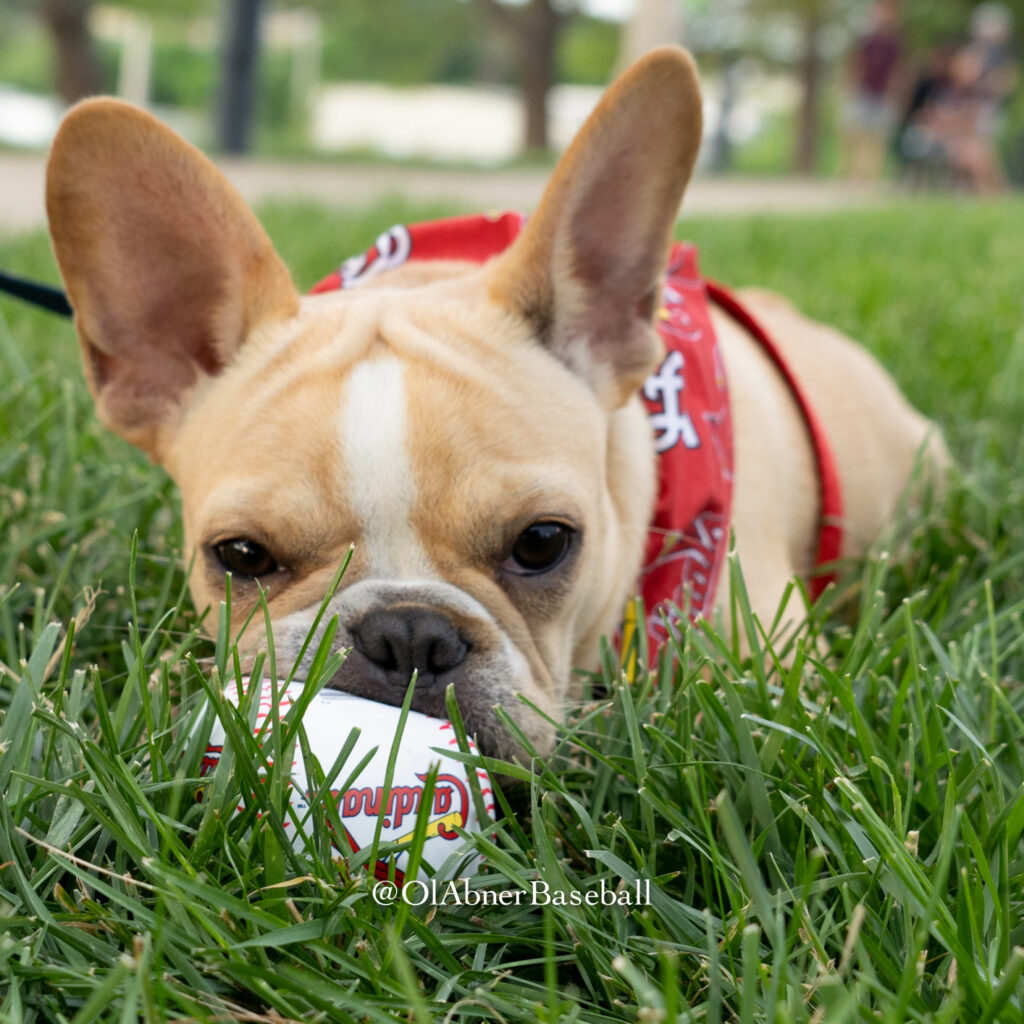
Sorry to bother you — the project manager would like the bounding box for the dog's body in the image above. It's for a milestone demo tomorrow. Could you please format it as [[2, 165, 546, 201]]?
[[45, 48, 944, 759]]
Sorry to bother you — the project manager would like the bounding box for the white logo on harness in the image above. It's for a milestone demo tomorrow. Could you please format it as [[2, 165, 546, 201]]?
[[643, 350, 700, 453], [339, 224, 413, 287]]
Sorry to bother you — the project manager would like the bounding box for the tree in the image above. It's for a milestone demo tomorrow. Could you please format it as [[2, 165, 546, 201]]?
[[480, 0, 576, 152], [902, 0, 1024, 51], [685, 0, 868, 173], [744, 0, 860, 173], [38, 0, 103, 104], [791, 0, 827, 173]]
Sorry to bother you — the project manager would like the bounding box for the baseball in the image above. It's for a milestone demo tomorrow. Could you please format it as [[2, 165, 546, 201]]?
[[201, 677, 494, 881]]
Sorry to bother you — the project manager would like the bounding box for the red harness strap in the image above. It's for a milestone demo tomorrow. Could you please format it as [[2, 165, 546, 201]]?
[[704, 281, 844, 601]]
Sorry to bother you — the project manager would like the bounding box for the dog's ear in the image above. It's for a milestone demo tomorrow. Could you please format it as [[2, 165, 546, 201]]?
[[487, 46, 702, 409], [46, 98, 298, 458]]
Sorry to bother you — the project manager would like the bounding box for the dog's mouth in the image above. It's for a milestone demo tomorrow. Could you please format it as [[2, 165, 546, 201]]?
[[318, 617, 541, 762], [257, 584, 558, 763], [321, 658, 517, 762]]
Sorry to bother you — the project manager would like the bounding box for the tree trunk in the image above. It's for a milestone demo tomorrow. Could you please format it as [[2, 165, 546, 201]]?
[[38, 0, 103, 105], [793, 2, 823, 174], [520, 0, 560, 152], [480, 0, 566, 155]]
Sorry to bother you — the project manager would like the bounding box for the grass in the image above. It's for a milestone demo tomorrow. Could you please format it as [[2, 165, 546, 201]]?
[[1, 196, 1023, 1022]]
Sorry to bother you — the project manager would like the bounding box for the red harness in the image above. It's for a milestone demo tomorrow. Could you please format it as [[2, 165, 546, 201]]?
[[311, 212, 844, 655]]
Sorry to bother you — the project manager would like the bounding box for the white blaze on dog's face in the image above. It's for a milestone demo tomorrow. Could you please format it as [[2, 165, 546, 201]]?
[[45, 47, 704, 759]]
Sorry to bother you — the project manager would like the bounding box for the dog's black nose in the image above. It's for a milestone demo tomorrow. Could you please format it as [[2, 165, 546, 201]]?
[[350, 607, 469, 693]]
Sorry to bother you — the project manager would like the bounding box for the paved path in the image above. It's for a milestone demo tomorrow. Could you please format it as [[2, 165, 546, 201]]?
[[0, 149, 892, 237]]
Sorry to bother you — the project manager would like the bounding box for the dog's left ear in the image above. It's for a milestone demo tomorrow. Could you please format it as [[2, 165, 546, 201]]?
[[487, 46, 702, 409]]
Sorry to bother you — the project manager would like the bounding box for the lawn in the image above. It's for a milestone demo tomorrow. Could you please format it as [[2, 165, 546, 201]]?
[[1, 196, 1023, 1023]]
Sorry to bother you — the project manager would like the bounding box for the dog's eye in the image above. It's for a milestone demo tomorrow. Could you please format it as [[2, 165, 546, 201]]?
[[214, 538, 279, 579], [505, 522, 574, 575]]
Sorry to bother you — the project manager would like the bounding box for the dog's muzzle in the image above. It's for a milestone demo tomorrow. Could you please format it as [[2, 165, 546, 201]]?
[[270, 579, 554, 760]]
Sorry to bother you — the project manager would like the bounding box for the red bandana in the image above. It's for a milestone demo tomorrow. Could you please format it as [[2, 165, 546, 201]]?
[[311, 212, 843, 657]]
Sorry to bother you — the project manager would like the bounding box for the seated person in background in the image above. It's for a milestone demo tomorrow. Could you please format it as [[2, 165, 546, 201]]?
[[894, 43, 955, 180], [898, 3, 1018, 193]]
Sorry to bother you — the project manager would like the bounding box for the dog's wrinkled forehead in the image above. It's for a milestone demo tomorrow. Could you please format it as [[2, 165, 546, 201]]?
[[330, 298, 608, 531], [171, 285, 605, 568]]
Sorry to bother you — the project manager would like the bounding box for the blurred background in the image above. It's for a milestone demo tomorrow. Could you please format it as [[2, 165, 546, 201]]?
[[0, 0, 1021, 199]]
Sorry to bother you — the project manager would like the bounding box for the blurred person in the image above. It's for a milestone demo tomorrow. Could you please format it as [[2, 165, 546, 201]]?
[[917, 5, 1017, 193], [948, 1, 1018, 191], [894, 42, 957, 185], [842, 0, 905, 181], [896, 5, 1018, 194]]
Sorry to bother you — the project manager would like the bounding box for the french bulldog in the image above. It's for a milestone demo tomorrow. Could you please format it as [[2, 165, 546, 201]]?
[[44, 47, 944, 760]]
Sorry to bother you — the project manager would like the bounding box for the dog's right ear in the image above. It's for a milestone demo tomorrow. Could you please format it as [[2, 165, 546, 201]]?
[[46, 99, 298, 458]]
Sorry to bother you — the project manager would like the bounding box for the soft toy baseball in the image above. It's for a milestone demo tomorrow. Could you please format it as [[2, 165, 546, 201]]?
[[202, 678, 494, 881]]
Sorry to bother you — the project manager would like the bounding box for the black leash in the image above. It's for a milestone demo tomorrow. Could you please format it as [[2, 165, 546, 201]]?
[[0, 269, 73, 318]]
